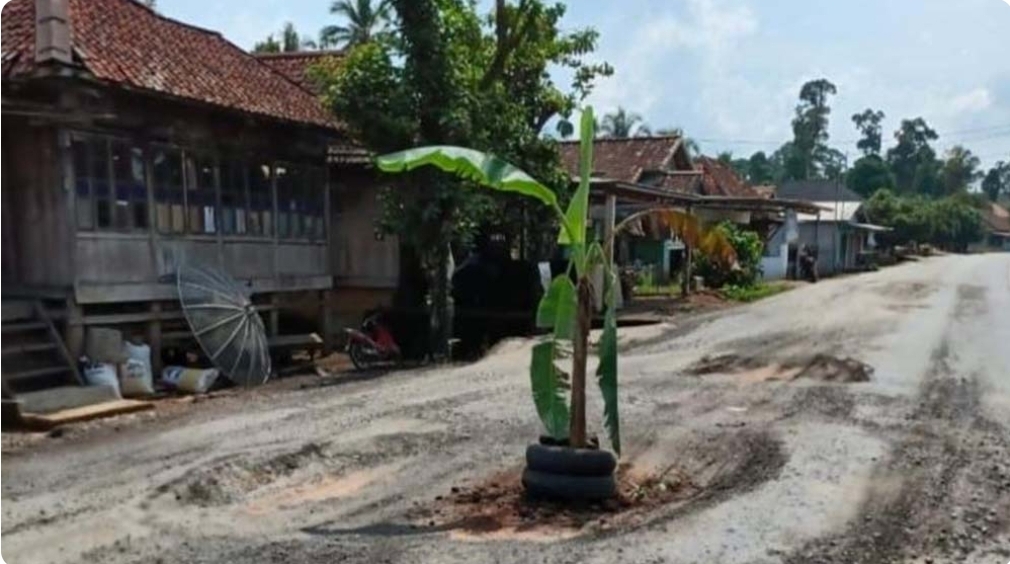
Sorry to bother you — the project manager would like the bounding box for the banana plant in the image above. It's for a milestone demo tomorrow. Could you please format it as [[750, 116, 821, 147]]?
[[376, 107, 733, 455]]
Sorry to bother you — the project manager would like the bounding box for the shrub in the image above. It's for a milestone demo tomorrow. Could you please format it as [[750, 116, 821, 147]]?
[[694, 222, 764, 289]]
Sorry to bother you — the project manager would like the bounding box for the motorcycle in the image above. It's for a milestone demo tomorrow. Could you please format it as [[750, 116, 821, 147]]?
[[344, 310, 401, 370]]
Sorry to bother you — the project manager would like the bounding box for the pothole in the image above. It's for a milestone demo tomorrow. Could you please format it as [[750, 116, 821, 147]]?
[[688, 353, 873, 383], [156, 442, 327, 507]]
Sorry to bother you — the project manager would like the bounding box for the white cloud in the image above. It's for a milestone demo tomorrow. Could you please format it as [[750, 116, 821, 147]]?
[[587, 0, 758, 128], [949, 88, 993, 114]]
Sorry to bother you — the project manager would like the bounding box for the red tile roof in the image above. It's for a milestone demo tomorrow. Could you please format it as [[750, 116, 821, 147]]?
[[1, 0, 339, 130], [694, 157, 759, 198], [558, 136, 690, 184], [255, 51, 345, 95]]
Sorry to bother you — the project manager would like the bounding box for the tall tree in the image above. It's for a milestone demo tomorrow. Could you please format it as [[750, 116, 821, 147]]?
[[599, 107, 649, 138], [886, 117, 939, 194], [789, 78, 837, 179], [746, 151, 774, 184], [940, 145, 983, 195], [253, 22, 316, 53], [320, 0, 392, 48], [981, 160, 1009, 203], [846, 155, 895, 198], [852, 108, 885, 156], [318, 0, 610, 355]]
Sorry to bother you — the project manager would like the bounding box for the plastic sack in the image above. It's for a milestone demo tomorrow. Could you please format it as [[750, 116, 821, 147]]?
[[161, 366, 220, 394], [119, 342, 154, 397], [83, 362, 121, 398]]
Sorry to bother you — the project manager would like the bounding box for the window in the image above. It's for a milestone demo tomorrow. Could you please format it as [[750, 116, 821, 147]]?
[[276, 164, 300, 239], [111, 142, 148, 229], [185, 155, 217, 234], [153, 147, 185, 234], [276, 164, 326, 240], [91, 139, 112, 229], [71, 137, 94, 229], [72, 134, 145, 231], [308, 167, 326, 240], [248, 163, 273, 237], [220, 159, 247, 235]]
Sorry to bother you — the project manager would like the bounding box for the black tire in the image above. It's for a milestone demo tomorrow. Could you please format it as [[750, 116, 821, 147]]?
[[526, 443, 617, 477], [348, 342, 372, 370], [521, 468, 616, 501]]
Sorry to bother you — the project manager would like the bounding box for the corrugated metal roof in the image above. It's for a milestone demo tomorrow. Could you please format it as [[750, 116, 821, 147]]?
[[797, 201, 863, 223]]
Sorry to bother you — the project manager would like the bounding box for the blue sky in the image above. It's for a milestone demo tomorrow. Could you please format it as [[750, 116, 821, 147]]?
[[158, 0, 1010, 168]]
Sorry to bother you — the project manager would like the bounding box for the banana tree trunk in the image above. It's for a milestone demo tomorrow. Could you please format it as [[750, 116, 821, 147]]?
[[569, 276, 593, 448]]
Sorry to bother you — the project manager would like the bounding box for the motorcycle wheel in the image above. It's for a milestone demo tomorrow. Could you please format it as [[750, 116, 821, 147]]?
[[348, 342, 374, 370]]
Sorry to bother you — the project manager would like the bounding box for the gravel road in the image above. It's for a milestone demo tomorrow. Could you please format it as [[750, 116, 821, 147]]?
[[3, 254, 1009, 564]]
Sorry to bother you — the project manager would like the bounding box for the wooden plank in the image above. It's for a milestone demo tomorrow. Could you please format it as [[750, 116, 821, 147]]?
[[268, 333, 323, 348], [20, 399, 154, 430], [6, 365, 69, 381], [34, 300, 83, 385], [2, 342, 58, 356], [2, 321, 47, 333], [78, 305, 274, 326]]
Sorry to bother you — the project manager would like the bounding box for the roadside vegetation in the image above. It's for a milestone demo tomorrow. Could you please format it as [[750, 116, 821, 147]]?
[[721, 282, 791, 303]]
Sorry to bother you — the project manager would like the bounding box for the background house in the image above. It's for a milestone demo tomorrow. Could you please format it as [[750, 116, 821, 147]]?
[[769, 180, 886, 277], [1, 0, 396, 387], [977, 202, 1010, 252], [559, 136, 700, 285]]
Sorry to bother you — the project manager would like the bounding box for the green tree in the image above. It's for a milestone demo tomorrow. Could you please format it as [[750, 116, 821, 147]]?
[[981, 161, 1009, 202], [852, 108, 885, 156], [821, 147, 848, 179], [320, 0, 392, 48], [599, 107, 649, 138], [846, 155, 895, 198], [864, 189, 983, 251], [746, 151, 774, 184], [886, 117, 938, 194], [317, 0, 612, 355], [253, 22, 316, 53], [789, 78, 838, 179], [940, 145, 982, 195]]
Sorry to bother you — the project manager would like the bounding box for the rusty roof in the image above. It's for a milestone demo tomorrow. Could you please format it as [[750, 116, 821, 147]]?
[[558, 136, 692, 184], [983, 202, 1010, 233], [694, 156, 759, 198], [1, 0, 340, 130], [255, 51, 345, 95]]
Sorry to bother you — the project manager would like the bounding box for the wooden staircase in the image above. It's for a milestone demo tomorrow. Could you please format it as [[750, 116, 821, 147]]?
[[1, 299, 82, 395]]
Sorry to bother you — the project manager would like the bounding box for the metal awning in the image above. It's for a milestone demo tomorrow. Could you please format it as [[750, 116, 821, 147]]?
[[589, 180, 827, 215], [847, 222, 893, 233]]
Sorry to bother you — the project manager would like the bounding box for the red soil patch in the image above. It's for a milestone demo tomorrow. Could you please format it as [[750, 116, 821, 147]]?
[[409, 463, 701, 540]]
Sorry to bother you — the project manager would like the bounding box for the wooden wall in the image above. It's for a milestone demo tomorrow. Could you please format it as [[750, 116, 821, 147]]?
[[2, 81, 342, 303], [330, 167, 399, 289], [2, 120, 74, 288]]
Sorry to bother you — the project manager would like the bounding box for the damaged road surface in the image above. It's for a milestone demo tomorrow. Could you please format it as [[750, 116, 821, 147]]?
[[3, 254, 1009, 564]]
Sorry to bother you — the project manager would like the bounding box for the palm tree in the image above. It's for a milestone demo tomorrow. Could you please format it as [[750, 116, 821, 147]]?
[[320, 0, 392, 49], [599, 107, 650, 138], [253, 23, 316, 53]]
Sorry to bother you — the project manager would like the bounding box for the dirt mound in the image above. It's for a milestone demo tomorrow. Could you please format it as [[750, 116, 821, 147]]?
[[687, 353, 873, 383], [410, 429, 786, 541], [156, 442, 326, 506]]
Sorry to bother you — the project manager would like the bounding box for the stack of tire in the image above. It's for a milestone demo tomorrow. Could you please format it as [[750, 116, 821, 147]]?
[[522, 439, 617, 501]]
